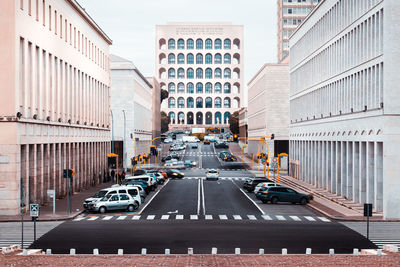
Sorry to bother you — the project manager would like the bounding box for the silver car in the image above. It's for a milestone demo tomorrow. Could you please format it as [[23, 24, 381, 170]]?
[[91, 193, 138, 213]]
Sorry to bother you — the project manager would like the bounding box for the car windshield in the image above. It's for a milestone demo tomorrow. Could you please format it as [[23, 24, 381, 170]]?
[[92, 190, 107, 198], [209, 170, 218, 173]]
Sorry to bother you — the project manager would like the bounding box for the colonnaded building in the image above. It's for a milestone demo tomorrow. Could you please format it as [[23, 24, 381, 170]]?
[[289, 0, 400, 218], [0, 0, 112, 215], [156, 22, 244, 130]]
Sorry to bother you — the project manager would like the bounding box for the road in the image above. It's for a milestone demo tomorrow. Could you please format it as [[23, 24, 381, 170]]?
[[29, 142, 378, 254]]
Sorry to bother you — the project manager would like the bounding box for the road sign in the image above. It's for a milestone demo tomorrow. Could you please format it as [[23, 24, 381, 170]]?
[[271, 162, 278, 169], [30, 204, 39, 217], [272, 157, 278, 163], [364, 203, 373, 217]]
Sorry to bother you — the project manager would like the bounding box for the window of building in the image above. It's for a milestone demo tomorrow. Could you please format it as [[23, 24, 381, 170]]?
[[178, 68, 185, 78], [205, 39, 212, 49], [215, 39, 222, 49], [224, 39, 231, 49], [205, 97, 212, 108], [168, 68, 175, 78], [215, 83, 222, 93], [178, 53, 185, 64], [224, 68, 231, 78], [205, 53, 212, 64], [178, 97, 185, 108], [224, 97, 231, 108], [178, 83, 185, 93], [214, 97, 221, 108], [187, 68, 194, 79], [168, 39, 175, 49], [215, 68, 222, 78], [224, 112, 230, 124], [205, 83, 212, 93], [196, 83, 203, 93], [215, 53, 222, 64], [205, 68, 212, 79], [196, 54, 203, 64], [187, 53, 194, 64], [169, 112, 175, 123], [187, 83, 194, 93], [196, 39, 203, 49], [187, 39, 194, 49], [224, 54, 231, 64], [168, 83, 175, 93], [196, 68, 203, 79], [177, 39, 185, 49], [224, 83, 231, 93], [215, 112, 222, 124], [168, 54, 175, 64], [196, 97, 203, 108], [187, 97, 194, 108], [168, 98, 175, 108], [178, 112, 185, 123]]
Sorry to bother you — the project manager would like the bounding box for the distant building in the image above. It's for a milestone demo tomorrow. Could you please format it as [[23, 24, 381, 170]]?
[[277, 0, 321, 62], [289, 0, 400, 218], [110, 55, 153, 170], [238, 108, 247, 144], [156, 22, 244, 131], [247, 64, 290, 164], [149, 77, 161, 142], [0, 0, 112, 215]]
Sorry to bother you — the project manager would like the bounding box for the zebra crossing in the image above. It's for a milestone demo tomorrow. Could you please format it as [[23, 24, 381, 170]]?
[[73, 214, 331, 223], [182, 176, 250, 180], [176, 152, 218, 157]]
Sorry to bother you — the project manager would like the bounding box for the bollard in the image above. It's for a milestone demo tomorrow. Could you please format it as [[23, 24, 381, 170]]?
[[188, 248, 193, 255], [46, 249, 52, 256], [165, 249, 170, 255], [235, 248, 240, 255], [282, 248, 287, 255], [353, 248, 359, 255], [377, 249, 382, 256], [93, 248, 99, 255], [211, 247, 218, 255], [118, 249, 123, 255], [259, 248, 264, 255], [329, 249, 334, 255], [306, 248, 312, 255], [141, 248, 147, 255], [22, 249, 28, 256], [70, 248, 76, 256]]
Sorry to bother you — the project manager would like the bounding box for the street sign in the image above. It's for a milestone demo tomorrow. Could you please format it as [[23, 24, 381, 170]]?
[[364, 203, 373, 217], [30, 204, 39, 217]]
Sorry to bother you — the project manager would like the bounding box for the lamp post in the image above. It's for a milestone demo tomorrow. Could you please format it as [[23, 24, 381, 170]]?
[[110, 110, 114, 153], [122, 110, 126, 171]]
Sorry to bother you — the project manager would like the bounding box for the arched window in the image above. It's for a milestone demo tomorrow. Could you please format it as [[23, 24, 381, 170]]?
[[215, 39, 222, 49], [178, 53, 185, 64], [215, 112, 222, 124], [187, 53, 194, 64], [168, 54, 175, 64], [224, 112, 231, 124], [224, 68, 231, 78], [168, 39, 175, 49], [187, 112, 194, 124], [196, 97, 203, 108], [178, 112, 185, 124], [187, 68, 194, 79], [196, 39, 203, 49], [168, 97, 175, 108], [178, 97, 184, 108], [224, 83, 231, 93], [205, 82, 212, 93], [224, 53, 231, 64], [168, 68, 175, 78], [187, 97, 194, 108], [196, 54, 203, 64], [224, 97, 231, 108], [224, 39, 231, 49], [187, 39, 194, 49], [169, 112, 175, 124], [178, 68, 185, 78], [177, 83, 185, 93], [205, 112, 212, 124], [196, 112, 203, 124], [196, 83, 203, 93], [177, 39, 184, 49], [215, 83, 222, 93], [187, 83, 194, 93], [196, 68, 203, 79], [215, 53, 222, 64], [205, 68, 212, 79], [205, 53, 212, 64], [168, 82, 175, 93], [214, 68, 222, 78], [205, 97, 212, 108], [205, 39, 212, 49], [214, 97, 221, 108]]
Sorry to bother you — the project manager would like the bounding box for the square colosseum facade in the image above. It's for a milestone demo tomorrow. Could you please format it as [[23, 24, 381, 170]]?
[[0, 0, 112, 215], [156, 22, 243, 130]]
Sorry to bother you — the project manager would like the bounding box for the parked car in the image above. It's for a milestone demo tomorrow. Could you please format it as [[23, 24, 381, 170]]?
[[256, 186, 311, 205], [218, 151, 230, 159], [122, 179, 150, 196], [91, 193, 139, 213], [192, 143, 199, 149], [222, 153, 237, 162], [254, 182, 282, 194], [206, 169, 219, 180], [146, 170, 166, 184], [161, 154, 180, 162], [164, 138, 173, 143], [165, 169, 184, 178], [125, 175, 157, 191], [243, 178, 273, 192], [215, 142, 229, 149]]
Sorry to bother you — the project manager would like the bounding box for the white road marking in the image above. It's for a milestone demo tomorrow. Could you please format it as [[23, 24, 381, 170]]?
[[247, 215, 257, 220], [231, 180, 265, 215], [147, 215, 155, 220], [161, 215, 170, 220], [87, 216, 98, 221], [318, 216, 331, 222], [190, 215, 198, 220], [116, 216, 127, 220], [176, 215, 184, 220], [261, 215, 272, 220], [219, 215, 228, 220], [276, 215, 286, 221], [197, 178, 201, 215], [73, 217, 85, 221], [102, 216, 113, 221], [304, 216, 316, 221], [290, 216, 301, 221], [205, 215, 213, 220], [201, 178, 206, 215], [132, 215, 141, 220], [233, 215, 242, 220]]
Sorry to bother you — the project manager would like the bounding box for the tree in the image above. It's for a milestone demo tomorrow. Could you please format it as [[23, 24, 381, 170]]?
[[229, 111, 239, 135], [160, 89, 169, 103], [161, 111, 170, 133]]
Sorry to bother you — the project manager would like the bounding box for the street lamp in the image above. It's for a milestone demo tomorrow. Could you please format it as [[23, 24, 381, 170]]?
[[122, 110, 126, 171], [110, 110, 114, 153]]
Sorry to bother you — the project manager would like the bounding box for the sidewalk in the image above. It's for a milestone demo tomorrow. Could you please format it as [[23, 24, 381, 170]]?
[[230, 143, 395, 222], [0, 181, 113, 222]]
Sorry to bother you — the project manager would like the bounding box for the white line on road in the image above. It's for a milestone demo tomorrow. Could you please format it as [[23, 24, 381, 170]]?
[[201, 178, 206, 215], [73, 217, 85, 221], [116, 216, 127, 220], [247, 215, 257, 220], [219, 215, 228, 220], [276, 215, 286, 221], [205, 215, 213, 220], [304, 216, 316, 221], [132, 215, 141, 220], [87, 216, 98, 221], [261, 215, 272, 220], [231, 180, 265, 215], [197, 178, 201, 215], [190, 215, 198, 220], [102, 216, 113, 221], [233, 215, 242, 220], [176, 215, 184, 220], [138, 179, 170, 215], [146, 215, 155, 220], [161, 215, 169, 220], [290, 216, 301, 221], [318, 216, 331, 222]]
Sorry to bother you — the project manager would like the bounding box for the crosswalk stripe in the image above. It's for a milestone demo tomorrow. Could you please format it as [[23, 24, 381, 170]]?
[[318, 216, 331, 222], [247, 215, 257, 220], [147, 215, 155, 220], [116, 216, 127, 220], [261, 215, 272, 220], [276, 215, 286, 221], [219, 215, 228, 220], [102, 216, 113, 221], [87, 216, 98, 221], [176, 215, 184, 220], [161, 215, 169, 220], [290, 216, 301, 221], [205, 215, 213, 220], [304, 216, 316, 221], [132, 215, 141, 220], [233, 215, 242, 220], [190, 215, 198, 220], [73, 217, 85, 221]]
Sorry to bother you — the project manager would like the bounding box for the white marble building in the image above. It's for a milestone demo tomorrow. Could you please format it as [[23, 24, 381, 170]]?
[[289, 0, 400, 218]]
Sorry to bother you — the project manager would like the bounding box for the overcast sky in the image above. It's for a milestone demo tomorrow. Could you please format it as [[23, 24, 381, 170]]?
[[78, 0, 277, 86]]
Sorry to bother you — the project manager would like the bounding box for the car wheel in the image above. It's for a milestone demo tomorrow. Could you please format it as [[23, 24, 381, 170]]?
[[127, 204, 135, 212], [291, 202, 296, 204], [271, 197, 278, 204], [141, 196, 145, 203], [99, 206, 106, 214], [300, 198, 308, 205]]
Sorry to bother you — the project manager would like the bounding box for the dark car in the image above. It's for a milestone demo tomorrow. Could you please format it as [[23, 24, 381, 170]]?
[[215, 142, 229, 149], [218, 151, 230, 159], [256, 186, 310, 205], [243, 178, 272, 192], [161, 154, 180, 162], [165, 169, 184, 179], [203, 140, 211, 145], [223, 154, 237, 162]]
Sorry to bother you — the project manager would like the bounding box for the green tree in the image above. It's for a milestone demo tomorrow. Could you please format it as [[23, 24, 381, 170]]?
[[229, 111, 239, 135], [160, 89, 169, 103], [161, 111, 170, 133]]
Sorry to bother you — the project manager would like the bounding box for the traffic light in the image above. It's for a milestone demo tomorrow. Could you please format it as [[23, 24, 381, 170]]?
[[107, 156, 117, 169], [151, 146, 157, 155], [63, 169, 74, 178], [271, 133, 275, 140], [233, 134, 238, 142]]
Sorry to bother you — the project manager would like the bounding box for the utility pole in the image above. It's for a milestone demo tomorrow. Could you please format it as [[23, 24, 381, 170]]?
[[122, 110, 126, 171], [111, 110, 114, 153]]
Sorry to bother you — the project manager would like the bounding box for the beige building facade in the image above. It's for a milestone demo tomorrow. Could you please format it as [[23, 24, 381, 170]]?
[[156, 22, 243, 130], [0, 0, 112, 215]]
